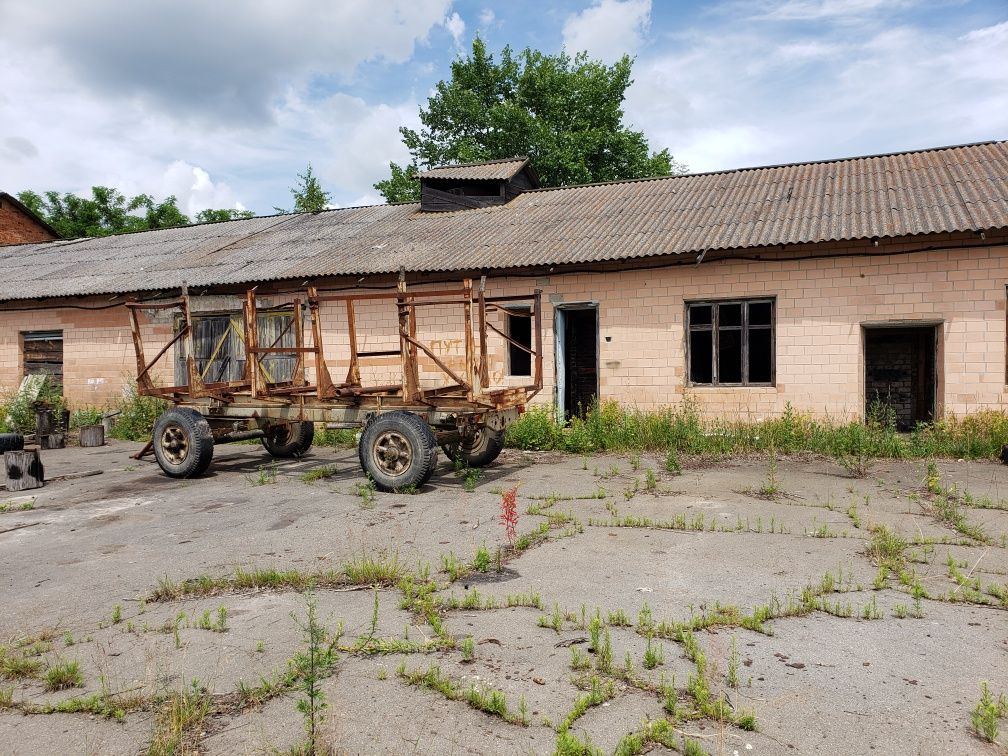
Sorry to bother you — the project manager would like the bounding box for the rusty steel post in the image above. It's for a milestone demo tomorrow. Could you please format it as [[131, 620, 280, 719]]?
[[477, 276, 489, 390]]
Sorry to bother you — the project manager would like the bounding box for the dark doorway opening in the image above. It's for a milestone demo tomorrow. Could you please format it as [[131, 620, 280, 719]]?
[[556, 306, 598, 420], [864, 325, 937, 431]]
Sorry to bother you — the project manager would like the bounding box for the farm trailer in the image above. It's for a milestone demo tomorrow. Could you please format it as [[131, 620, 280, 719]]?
[[126, 277, 543, 491]]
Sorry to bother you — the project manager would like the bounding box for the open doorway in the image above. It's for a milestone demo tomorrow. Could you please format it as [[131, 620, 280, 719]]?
[[863, 325, 937, 430], [555, 305, 598, 421]]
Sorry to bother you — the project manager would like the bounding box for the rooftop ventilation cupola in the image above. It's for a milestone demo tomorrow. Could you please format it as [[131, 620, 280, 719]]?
[[418, 157, 539, 212]]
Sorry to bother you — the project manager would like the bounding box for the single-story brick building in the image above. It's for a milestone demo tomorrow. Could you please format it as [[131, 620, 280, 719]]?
[[0, 192, 60, 246], [1, 142, 1006, 429]]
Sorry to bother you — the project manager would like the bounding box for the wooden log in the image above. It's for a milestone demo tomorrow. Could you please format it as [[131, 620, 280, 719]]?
[[41, 433, 65, 450], [4, 449, 44, 491], [79, 425, 105, 447]]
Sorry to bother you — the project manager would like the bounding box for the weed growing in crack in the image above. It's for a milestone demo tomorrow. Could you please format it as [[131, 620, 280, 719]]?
[[247, 462, 279, 486], [44, 658, 83, 691], [570, 647, 591, 671], [595, 628, 613, 674], [644, 468, 657, 491], [559, 675, 616, 733], [643, 636, 664, 669], [300, 465, 337, 483], [607, 608, 630, 626], [505, 591, 543, 609], [499, 485, 519, 550], [861, 595, 882, 620], [290, 593, 339, 754], [727, 635, 740, 688], [758, 445, 780, 498], [148, 679, 210, 756], [111, 604, 122, 625], [971, 681, 1007, 743], [397, 664, 528, 726], [460, 637, 475, 663], [471, 543, 491, 573], [353, 477, 377, 508], [664, 448, 682, 475]]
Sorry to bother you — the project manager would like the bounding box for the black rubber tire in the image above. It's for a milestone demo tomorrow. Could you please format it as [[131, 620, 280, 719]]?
[[358, 411, 438, 492], [262, 421, 315, 458], [0, 433, 25, 453], [152, 407, 215, 478], [441, 426, 504, 468]]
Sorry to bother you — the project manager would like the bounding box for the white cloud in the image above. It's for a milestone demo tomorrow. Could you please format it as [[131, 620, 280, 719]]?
[[562, 0, 651, 60], [625, 16, 1008, 173], [0, 1, 440, 212], [444, 11, 466, 47], [0, 0, 450, 123], [159, 162, 243, 217], [479, 9, 496, 28]]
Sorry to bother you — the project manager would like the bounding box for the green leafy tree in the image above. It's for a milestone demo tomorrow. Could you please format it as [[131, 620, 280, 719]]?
[[17, 187, 255, 239], [194, 208, 256, 223], [374, 39, 684, 202], [279, 163, 332, 214]]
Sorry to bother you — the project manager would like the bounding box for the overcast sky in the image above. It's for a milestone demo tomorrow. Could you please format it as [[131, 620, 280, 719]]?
[[1, 0, 1005, 216]]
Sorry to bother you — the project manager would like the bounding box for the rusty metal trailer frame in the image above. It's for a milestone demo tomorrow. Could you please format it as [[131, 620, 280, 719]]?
[[126, 277, 542, 458]]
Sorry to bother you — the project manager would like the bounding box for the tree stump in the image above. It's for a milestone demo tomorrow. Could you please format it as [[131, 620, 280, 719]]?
[[35, 408, 55, 437], [42, 433, 65, 450], [80, 425, 105, 448], [4, 449, 44, 491]]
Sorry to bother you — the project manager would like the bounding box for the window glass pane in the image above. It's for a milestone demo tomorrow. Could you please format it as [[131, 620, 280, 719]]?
[[719, 303, 742, 327], [508, 311, 532, 376], [748, 328, 772, 383], [749, 301, 772, 326], [689, 304, 712, 327], [689, 330, 713, 383], [718, 328, 743, 383]]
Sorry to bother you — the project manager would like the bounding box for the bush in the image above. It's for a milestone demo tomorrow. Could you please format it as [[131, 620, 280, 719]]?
[[109, 382, 168, 441], [70, 407, 105, 429], [0, 375, 66, 434]]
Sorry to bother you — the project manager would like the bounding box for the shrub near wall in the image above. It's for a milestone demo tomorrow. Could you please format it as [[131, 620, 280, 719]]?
[[504, 400, 1008, 461]]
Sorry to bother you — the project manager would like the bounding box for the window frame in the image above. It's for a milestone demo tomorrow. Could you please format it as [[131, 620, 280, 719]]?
[[505, 305, 533, 378], [686, 297, 776, 387]]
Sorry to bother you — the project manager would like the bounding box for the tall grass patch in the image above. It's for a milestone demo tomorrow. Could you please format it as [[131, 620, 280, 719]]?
[[504, 399, 1008, 460]]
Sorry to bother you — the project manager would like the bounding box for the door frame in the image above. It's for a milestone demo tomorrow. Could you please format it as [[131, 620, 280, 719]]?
[[860, 319, 942, 426], [554, 302, 600, 421]]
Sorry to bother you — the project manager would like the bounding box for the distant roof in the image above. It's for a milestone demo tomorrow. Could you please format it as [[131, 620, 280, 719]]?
[[0, 192, 61, 240], [1, 141, 1006, 302], [418, 157, 531, 181]]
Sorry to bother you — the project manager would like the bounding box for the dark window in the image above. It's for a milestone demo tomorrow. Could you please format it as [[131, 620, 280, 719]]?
[[507, 308, 532, 376], [687, 299, 774, 386]]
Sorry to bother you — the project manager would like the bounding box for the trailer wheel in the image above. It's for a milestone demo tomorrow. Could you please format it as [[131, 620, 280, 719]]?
[[262, 421, 315, 458], [441, 426, 504, 468], [152, 408, 214, 478], [0, 433, 25, 453], [359, 411, 438, 492]]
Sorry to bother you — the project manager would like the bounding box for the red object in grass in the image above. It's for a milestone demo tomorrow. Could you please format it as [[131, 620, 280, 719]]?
[[499, 485, 519, 549]]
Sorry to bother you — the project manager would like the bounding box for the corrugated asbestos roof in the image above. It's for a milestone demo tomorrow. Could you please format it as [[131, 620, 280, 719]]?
[[417, 157, 530, 181], [1, 142, 1006, 302]]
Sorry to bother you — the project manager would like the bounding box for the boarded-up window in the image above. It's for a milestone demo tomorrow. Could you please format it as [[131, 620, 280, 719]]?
[[22, 330, 64, 386], [174, 311, 297, 386]]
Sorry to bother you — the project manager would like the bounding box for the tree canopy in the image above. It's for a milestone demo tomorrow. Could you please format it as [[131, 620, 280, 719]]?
[[17, 187, 253, 239], [277, 163, 332, 214], [375, 39, 684, 203]]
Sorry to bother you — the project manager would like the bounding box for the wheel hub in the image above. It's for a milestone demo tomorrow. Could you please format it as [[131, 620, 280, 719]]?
[[159, 423, 189, 465], [373, 430, 412, 475]]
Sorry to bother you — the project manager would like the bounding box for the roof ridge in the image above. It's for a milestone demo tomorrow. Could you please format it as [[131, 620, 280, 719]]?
[[423, 156, 529, 170], [520, 140, 1006, 195]]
